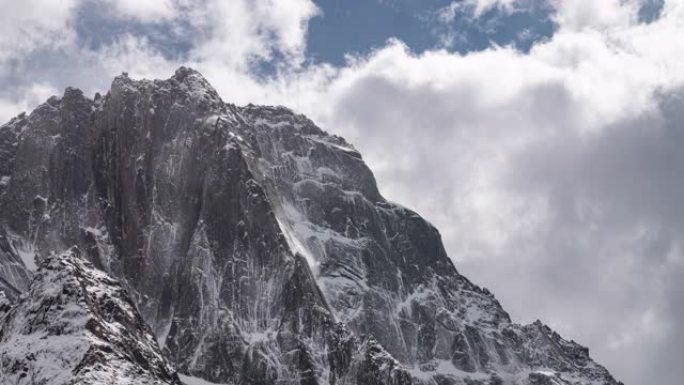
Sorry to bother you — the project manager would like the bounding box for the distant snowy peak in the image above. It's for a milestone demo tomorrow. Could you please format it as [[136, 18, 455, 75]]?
[[0, 248, 180, 385]]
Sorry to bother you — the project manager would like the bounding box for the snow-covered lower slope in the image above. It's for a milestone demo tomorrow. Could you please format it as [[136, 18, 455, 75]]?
[[0, 248, 180, 385]]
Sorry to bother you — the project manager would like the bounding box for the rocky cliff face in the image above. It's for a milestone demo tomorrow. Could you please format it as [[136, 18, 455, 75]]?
[[0, 68, 620, 385]]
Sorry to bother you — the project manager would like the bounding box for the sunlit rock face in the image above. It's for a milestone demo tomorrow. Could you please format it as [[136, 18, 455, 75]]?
[[0, 68, 620, 385]]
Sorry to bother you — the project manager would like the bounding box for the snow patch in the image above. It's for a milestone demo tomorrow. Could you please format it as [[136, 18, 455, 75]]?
[[306, 136, 357, 154], [179, 374, 229, 385], [275, 216, 317, 270], [408, 360, 490, 382], [6, 231, 37, 271]]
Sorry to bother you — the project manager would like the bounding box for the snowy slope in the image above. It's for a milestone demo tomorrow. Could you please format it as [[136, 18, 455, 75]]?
[[0, 248, 180, 384]]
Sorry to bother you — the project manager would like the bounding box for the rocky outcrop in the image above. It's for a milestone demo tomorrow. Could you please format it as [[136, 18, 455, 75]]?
[[0, 248, 180, 384], [0, 68, 620, 385]]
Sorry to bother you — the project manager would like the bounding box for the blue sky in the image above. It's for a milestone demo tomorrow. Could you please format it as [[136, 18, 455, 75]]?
[[0, 1, 682, 385], [307, 0, 557, 63], [67, 0, 561, 72]]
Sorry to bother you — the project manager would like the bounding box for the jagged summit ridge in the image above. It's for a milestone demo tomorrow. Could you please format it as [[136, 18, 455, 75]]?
[[0, 67, 621, 385]]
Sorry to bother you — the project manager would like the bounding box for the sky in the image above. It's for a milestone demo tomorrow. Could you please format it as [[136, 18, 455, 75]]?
[[0, 0, 681, 384]]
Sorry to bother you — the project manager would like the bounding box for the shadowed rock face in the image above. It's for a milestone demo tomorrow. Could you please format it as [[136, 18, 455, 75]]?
[[0, 68, 621, 385]]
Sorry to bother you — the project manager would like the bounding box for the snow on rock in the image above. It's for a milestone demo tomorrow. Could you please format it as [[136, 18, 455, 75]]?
[[0, 248, 181, 384], [236, 87, 622, 385], [179, 374, 230, 385]]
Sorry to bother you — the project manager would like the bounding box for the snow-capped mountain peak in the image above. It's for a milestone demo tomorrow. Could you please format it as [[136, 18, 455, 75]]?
[[0, 68, 621, 385]]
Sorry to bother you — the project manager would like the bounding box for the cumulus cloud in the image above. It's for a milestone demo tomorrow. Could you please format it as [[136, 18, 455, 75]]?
[[0, 0, 319, 122], [185, 0, 318, 70], [0, 83, 58, 124], [1, 1, 684, 384], [108, 0, 177, 22], [0, 0, 79, 63], [552, 0, 640, 30]]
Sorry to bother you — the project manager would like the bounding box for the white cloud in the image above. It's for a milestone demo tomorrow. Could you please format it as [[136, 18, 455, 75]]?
[[441, 0, 517, 19], [187, 0, 318, 70], [0, 0, 79, 62], [97, 35, 180, 79], [108, 0, 177, 22], [0, 0, 320, 121], [435, 0, 519, 25], [552, 0, 640, 30], [0, 83, 59, 123]]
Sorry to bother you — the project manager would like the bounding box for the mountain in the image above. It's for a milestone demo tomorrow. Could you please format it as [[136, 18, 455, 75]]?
[[0, 67, 621, 385]]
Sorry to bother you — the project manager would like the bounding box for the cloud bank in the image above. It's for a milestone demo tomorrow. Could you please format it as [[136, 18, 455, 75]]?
[[1, 1, 683, 384]]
